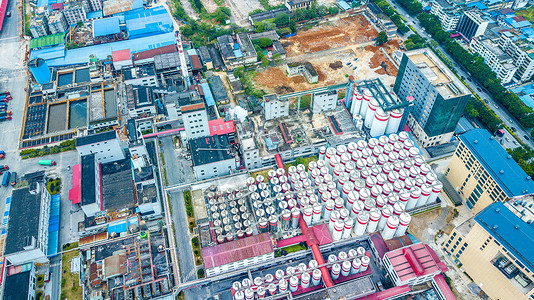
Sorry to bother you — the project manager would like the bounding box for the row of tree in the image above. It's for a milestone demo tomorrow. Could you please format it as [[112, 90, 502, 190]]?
[[371, 0, 409, 34], [417, 13, 534, 128], [507, 147, 534, 177]]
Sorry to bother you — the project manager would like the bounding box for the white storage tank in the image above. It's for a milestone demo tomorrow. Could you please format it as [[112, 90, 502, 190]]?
[[385, 109, 403, 134], [354, 211, 370, 236], [370, 108, 390, 137], [382, 215, 399, 240], [396, 212, 411, 237]]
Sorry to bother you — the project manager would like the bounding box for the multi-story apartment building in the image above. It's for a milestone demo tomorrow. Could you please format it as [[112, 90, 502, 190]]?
[[443, 201, 534, 299], [456, 11, 489, 40], [47, 11, 68, 34], [430, 0, 461, 31], [88, 0, 103, 11], [470, 36, 518, 84], [393, 48, 471, 147], [445, 129, 534, 213], [499, 30, 534, 83], [29, 15, 49, 38], [62, 3, 87, 25]]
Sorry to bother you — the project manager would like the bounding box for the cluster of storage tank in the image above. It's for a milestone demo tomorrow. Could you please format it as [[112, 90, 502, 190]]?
[[231, 247, 370, 299], [350, 87, 404, 137], [246, 167, 300, 234], [316, 132, 442, 240], [207, 189, 255, 244]]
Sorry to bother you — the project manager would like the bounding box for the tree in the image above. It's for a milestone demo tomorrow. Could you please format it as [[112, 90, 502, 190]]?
[[258, 37, 273, 48], [261, 56, 270, 67], [255, 44, 264, 60], [377, 31, 388, 45], [289, 19, 297, 33], [274, 12, 290, 27]]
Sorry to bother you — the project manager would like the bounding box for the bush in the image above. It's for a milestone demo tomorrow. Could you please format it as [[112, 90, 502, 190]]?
[[61, 278, 66, 287], [197, 268, 205, 277], [192, 237, 199, 247]]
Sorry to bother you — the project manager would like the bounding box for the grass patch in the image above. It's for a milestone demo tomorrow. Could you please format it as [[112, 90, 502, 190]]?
[[284, 156, 318, 171], [20, 139, 75, 159], [250, 169, 271, 180], [47, 178, 61, 195], [275, 243, 308, 257], [62, 242, 79, 251], [184, 191, 196, 233], [61, 250, 82, 300]]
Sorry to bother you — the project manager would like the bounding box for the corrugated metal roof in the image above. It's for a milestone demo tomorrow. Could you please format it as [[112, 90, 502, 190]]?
[[385, 243, 440, 283], [132, 44, 177, 61], [125, 6, 173, 38], [459, 129, 534, 197], [93, 16, 121, 37], [202, 233, 273, 269], [190, 54, 202, 70], [112, 49, 131, 62], [200, 82, 215, 107], [29, 33, 65, 49], [475, 202, 534, 273], [31, 32, 176, 67]]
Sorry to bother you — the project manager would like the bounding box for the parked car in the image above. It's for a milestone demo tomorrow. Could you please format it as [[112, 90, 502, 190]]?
[[346, 62, 351, 66], [524, 135, 530, 141], [353, 66, 357, 70], [6, 11, 11, 17], [505, 137, 510, 142], [484, 99, 488, 104], [511, 127, 517, 132], [354, 57, 359, 61]]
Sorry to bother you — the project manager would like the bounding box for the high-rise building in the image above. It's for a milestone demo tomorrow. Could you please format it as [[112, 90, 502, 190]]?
[[429, 0, 461, 31], [445, 129, 534, 213], [393, 48, 471, 147], [456, 11, 489, 40], [88, 0, 103, 11], [443, 201, 534, 300]]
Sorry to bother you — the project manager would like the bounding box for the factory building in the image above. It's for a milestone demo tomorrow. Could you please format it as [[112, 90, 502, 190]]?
[[263, 94, 289, 120], [190, 134, 238, 181], [312, 90, 338, 114], [203, 233, 274, 277], [443, 201, 534, 300], [445, 129, 534, 214], [182, 102, 210, 140], [2, 264, 36, 300], [383, 243, 448, 287], [4, 183, 50, 265], [76, 130, 125, 164], [393, 48, 471, 147]]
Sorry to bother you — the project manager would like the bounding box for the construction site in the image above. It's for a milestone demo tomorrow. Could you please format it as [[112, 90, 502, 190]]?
[[253, 14, 401, 94]]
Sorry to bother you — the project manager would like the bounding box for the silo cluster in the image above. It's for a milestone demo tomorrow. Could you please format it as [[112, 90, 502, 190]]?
[[207, 188, 254, 244], [231, 247, 370, 299], [315, 132, 441, 240], [246, 167, 299, 235], [350, 87, 404, 137]]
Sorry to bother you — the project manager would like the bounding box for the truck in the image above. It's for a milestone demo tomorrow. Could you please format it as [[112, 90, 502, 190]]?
[[38, 160, 56, 166], [0, 93, 11, 102], [10, 172, 16, 187], [2, 171, 10, 187], [0, 151, 4, 159]]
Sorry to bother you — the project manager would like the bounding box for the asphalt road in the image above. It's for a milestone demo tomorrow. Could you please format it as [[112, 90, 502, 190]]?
[[160, 136, 194, 186], [387, 0, 534, 149]]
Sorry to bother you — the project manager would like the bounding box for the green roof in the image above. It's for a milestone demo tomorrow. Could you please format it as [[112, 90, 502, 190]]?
[[30, 33, 65, 49]]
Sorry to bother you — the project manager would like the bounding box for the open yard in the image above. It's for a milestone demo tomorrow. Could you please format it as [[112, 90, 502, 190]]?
[[281, 15, 378, 56], [61, 250, 82, 300], [252, 14, 401, 94]]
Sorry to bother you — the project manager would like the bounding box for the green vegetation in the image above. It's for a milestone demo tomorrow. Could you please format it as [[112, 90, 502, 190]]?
[[61, 250, 82, 300], [377, 31, 388, 45], [189, 0, 205, 14], [403, 34, 426, 50], [370, 0, 409, 33], [299, 95, 311, 109], [417, 13, 534, 129], [274, 12, 290, 27], [275, 243, 307, 257], [20, 139, 76, 159], [184, 191, 197, 233], [506, 147, 534, 177], [234, 67, 266, 98], [62, 242, 79, 251], [465, 99, 502, 133], [395, 0, 422, 15], [197, 268, 205, 278], [47, 178, 61, 195], [284, 156, 318, 171], [515, 7, 534, 23]]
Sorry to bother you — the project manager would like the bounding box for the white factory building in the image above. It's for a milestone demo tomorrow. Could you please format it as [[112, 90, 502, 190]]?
[[76, 130, 125, 164], [190, 134, 238, 181], [264, 94, 289, 120], [182, 102, 210, 140], [312, 90, 338, 114]]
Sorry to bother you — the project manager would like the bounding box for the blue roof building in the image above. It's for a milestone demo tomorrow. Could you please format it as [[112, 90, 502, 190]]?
[[446, 129, 534, 213], [200, 82, 215, 107], [93, 16, 121, 38], [475, 202, 534, 273], [125, 6, 174, 39]]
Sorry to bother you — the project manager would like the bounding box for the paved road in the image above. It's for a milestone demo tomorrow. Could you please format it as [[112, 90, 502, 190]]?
[[386, 0, 534, 149], [159, 137, 197, 294], [160, 136, 194, 185]]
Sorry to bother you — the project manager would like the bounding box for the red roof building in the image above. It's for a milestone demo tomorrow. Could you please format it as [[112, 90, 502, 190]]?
[[383, 243, 444, 286], [208, 119, 235, 137], [132, 44, 177, 63], [432, 274, 456, 300], [69, 164, 81, 205], [202, 233, 274, 277], [190, 54, 202, 70], [112, 49, 132, 70]]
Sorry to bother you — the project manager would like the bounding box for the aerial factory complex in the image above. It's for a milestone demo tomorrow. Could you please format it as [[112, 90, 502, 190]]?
[[0, 0, 534, 299]]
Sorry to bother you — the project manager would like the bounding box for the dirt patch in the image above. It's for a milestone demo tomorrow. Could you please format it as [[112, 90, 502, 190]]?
[[408, 207, 454, 243], [276, 86, 295, 94], [282, 15, 378, 57], [364, 40, 400, 77], [329, 61, 343, 70], [201, 0, 219, 13]]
